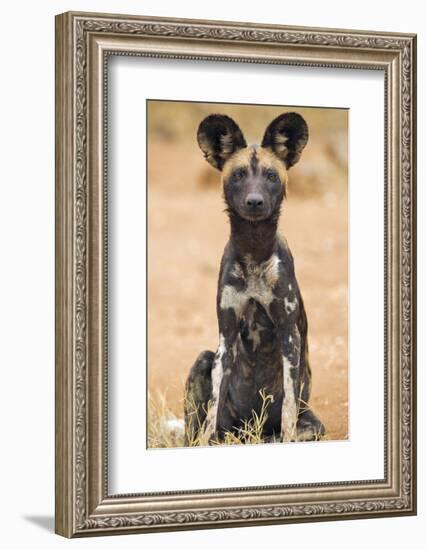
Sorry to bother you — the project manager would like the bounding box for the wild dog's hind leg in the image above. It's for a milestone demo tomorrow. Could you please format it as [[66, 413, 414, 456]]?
[[202, 303, 242, 444], [296, 409, 326, 441], [184, 351, 214, 446]]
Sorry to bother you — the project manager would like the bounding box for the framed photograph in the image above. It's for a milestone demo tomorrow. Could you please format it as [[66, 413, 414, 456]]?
[[55, 11, 417, 537]]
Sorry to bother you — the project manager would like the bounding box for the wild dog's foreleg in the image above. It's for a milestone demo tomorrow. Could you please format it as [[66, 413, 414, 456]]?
[[279, 323, 301, 441], [269, 298, 301, 442], [202, 306, 241, 444]]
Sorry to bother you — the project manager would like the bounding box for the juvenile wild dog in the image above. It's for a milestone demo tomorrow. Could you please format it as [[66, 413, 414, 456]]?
[[184, 113, 325, 445]]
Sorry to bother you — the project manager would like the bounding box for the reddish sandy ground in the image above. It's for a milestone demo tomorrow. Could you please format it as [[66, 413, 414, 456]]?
[[148, 140, 348, 441]]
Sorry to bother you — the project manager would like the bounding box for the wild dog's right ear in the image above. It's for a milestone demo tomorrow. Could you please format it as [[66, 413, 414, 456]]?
[[197, 114, 247, 171]]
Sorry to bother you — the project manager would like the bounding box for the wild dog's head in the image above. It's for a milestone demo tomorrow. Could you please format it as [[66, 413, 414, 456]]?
[[197, 113, 308, 222]]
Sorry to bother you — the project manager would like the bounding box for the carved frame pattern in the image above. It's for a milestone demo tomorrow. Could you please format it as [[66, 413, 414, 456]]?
[[55, 11, 416, 537]]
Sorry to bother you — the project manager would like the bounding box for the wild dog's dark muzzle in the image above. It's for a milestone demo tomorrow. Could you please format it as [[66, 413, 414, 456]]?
[[245, 193, 264, 210]]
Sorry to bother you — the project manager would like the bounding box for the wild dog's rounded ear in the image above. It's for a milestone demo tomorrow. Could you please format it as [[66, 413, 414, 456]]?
[[197, 114, 247, 171], [261, 112, 308, 168]]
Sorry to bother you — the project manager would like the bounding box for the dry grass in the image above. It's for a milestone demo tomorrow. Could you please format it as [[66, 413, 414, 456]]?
[[147, 388, 325, 449], [147, 391, 185, 448]]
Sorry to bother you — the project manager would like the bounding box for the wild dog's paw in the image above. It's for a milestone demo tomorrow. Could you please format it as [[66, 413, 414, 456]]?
[[296, 409, 326, 441]]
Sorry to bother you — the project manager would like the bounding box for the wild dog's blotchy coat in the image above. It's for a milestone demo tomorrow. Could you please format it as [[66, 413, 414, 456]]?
[[184, 113, 325, 445]]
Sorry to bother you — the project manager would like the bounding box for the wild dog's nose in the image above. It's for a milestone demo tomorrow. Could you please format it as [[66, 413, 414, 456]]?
[[245, 193, 264, 209]]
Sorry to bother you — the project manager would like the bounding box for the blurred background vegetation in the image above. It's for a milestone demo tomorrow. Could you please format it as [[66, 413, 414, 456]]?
[[147, 100, 348, 197]]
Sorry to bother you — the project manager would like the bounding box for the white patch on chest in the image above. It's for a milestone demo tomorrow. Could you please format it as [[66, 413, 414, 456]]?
[[220, 255, 281, 314], [220, 284, 248, 314]]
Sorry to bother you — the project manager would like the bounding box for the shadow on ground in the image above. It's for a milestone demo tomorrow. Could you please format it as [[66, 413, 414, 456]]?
[[23, 515, 54, 533]]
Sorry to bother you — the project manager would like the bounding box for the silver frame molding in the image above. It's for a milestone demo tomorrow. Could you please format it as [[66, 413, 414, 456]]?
[[55, 11, 417, 537]]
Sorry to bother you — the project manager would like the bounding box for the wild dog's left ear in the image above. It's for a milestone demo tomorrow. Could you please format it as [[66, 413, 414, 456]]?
[[197, 114, 247, 171], [261, 112, 309, 168]]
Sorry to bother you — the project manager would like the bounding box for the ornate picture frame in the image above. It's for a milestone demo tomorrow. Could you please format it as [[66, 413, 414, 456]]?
[[55, 11, 417, 537]]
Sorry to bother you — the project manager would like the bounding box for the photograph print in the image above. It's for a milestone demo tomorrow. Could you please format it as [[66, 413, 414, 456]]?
[[147, 100, 348, 449]]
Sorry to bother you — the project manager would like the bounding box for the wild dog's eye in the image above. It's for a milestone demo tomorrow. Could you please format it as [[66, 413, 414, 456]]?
[[267, 169, 279, 183], [231, 169, 246, 183]]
